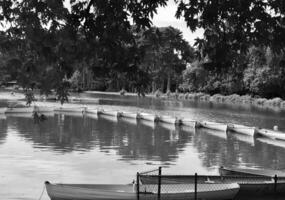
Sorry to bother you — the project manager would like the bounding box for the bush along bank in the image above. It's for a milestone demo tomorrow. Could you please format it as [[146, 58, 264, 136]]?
[[158, 92, 285, 111]]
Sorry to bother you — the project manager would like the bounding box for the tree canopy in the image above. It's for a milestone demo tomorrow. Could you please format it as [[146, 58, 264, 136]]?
[[1, 0, 285, 100]]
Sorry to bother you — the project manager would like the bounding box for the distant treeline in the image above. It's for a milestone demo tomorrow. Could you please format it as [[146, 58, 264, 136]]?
[[180, 46, 285, 99]]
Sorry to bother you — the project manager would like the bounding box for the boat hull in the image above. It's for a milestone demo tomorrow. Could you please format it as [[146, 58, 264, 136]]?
[[121, 112, 140, 119], [45, 182, 239, 200], [159, 115, 181, 125], [219, 166, 285, 177], [138, 113, 159, 122], [228, 124, 257, 136], [100, 110, 122, 118], [258, 129, 285, 141], [200, 121, 228, 132], [54, 107, 86, 113], [180, 119, 199, 128]]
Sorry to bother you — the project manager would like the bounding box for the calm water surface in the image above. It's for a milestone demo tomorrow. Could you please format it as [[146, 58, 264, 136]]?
[[1, 94, 285, 199]]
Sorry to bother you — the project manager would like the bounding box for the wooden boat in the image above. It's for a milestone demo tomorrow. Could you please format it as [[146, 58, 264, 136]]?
[[54, 107, 87, 113], [219, 166, 285, 177], [121, 111, 140, 119], [45, 181, 240, 200], [228, 124, 258, 136], [138, 113, 159, 122], [85, 109, 100, 115], [180, 119, 200, 128], [200, 121, 228, 132], [100, 110, 123, 117], [5, 106, 34, 113], [158, 115, 181, 125], [258, 128, 285, 141], [140, 174, 285, 195]]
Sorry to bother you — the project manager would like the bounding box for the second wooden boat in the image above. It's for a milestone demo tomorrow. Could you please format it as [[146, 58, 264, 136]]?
[[180, 119, 200, 128], [159, 115, 181, 125], [100, 110, 123, 118], [138, 113, 159, 122], [228, 124, 258, 136], [54, 107, 87, 113], [219, 166, 285, 177], [121, 111, 140, 119], [200, 121, 228, 132], [45, 181, 240, 200], [258, 128, 285, 141]]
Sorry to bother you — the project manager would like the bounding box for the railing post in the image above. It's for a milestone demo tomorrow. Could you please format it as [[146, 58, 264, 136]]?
[[137, 172, 140, 200], [274, 174, 278, 193], [158, 167, 162, 200], [194, 173, 198, 200]]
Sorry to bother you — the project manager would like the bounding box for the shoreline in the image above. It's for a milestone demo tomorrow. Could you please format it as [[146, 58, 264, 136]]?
[[1, 89, 285, 112], [157, 92, 285, 112]]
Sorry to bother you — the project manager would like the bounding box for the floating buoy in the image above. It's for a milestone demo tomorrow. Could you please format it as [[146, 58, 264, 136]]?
[[273, 125, 279, 131]]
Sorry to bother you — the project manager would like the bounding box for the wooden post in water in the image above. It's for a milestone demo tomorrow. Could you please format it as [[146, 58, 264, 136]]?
[[158, 167, 162, 200], [194, 173, 198, 200], [274, 174, 278, 193], [136, 172, 140, 200]]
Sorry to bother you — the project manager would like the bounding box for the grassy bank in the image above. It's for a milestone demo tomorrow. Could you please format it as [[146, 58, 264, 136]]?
[[158, 92, 285, 111]]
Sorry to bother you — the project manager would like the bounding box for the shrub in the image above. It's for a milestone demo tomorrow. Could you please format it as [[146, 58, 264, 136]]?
[[119, 88, 126, 96], [154, 89, 163, 98]]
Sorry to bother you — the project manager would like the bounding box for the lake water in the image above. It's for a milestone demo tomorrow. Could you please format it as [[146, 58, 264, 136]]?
[[1, 93, 285, 199]]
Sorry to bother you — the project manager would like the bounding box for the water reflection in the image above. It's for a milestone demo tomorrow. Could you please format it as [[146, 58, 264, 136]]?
[[3, 114, 285, 170], [0, 117, 7, 144]]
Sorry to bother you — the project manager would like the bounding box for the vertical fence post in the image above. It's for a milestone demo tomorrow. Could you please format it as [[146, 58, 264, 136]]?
[[136, 172, 140, 200], [274, 174, 278, 193], [158, 167, 162, 200], [194, 173, 197, 200]]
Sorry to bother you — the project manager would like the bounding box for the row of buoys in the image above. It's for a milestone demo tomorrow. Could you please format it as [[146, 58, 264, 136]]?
[[0, 105, 284, 141]]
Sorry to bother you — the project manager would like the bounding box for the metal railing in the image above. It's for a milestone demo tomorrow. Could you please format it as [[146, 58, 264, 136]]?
[[136, 167, 284, 200]]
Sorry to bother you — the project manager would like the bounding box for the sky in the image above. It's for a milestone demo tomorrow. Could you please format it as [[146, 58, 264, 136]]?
[[152, 0, 204, 46]]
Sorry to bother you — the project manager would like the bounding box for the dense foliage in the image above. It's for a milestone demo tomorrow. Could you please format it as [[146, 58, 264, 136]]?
[[1, 0, 285, 100]]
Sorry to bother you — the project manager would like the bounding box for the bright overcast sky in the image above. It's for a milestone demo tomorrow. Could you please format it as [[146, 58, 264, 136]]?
[[152, 0, 204, 46]]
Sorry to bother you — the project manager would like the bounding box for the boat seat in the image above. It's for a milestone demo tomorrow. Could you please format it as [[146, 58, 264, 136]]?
[[205, 177, 215, 184]]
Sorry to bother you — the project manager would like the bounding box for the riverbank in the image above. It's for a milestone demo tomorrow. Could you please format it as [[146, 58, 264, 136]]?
[[157, 92, 285, 111], [2, 89, 285, 112]]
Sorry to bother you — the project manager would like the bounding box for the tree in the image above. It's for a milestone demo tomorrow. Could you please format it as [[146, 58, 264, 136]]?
[[138, 26, 194, 93], [0, 0, 167, 102]]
